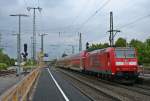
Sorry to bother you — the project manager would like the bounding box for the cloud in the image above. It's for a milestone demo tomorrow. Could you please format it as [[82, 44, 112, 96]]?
[[0, 0, 150, 59]]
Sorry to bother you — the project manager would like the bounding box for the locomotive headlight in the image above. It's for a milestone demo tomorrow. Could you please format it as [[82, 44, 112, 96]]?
[[116, 62, 124, 66], [129, 62, 137, 65]]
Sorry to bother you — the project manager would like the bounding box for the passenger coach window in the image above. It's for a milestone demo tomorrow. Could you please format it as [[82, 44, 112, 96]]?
[[115, 50, 125, 58]]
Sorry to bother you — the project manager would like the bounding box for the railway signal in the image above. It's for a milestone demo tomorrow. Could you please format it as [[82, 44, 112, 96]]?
[[86, 42, 89, 50], [22, 43, 28, 61], [24, 43, 27, 53]]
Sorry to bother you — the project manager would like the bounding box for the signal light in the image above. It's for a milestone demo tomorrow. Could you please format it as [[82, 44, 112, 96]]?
[[86, 42, 89, 50], [22, 43, 28, 61], [24, 43, 27, 53]]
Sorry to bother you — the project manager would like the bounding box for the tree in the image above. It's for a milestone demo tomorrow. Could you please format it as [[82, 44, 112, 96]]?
[[143, 39, 150, 63], [88, 43, 109, 51], [0, 48, 15, 68], [10, 58, 15, 66], [129, 39, 146, 64], [103, 43, 109, 48], [146, 39, 150, 46], [115, 37, 126, 47]]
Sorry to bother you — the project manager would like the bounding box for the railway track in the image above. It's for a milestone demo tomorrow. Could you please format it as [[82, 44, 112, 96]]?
[[62, 68, 150, 96], [135, 84, 150, 90], [53, 68, 120, 101], [97, 78, 150, 96], [56, 68, 150, 101], [0, 70, 16, 76]]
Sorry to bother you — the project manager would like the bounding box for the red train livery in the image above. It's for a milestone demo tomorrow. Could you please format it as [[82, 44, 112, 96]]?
[[56, 47, 139, 83]]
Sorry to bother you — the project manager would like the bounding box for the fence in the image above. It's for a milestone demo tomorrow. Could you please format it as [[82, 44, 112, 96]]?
[[0, 68, 40, 101]]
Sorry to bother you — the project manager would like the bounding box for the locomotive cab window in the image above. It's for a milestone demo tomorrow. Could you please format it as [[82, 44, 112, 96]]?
[[125, 50, 135, 58], [115, 49, 135, 58], [115, 50, 125, 58]]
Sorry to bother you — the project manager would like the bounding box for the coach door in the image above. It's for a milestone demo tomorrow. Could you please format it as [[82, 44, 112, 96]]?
[[80, 56, 83, 70], [107, 53, 111, 70]]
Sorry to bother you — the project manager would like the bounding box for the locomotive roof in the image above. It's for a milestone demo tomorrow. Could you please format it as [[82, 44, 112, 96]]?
[[115, 47, 134, 50], [88, 47, 135, 54], [58, 47, 135, 61], [88, 48, 106, 54]]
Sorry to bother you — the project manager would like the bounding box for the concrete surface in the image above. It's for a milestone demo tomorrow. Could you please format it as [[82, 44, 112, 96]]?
[[33, 67, 90, 101], [0, 74, 19, 95]]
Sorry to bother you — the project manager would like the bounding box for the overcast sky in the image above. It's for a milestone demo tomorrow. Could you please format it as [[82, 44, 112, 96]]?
[[0, 0, 150, 59]]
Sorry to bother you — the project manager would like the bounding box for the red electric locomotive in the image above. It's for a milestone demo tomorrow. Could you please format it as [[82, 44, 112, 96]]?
[[56, 47, 139, 83]]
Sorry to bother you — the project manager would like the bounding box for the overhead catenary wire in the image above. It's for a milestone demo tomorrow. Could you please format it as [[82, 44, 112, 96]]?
[[67, 0, 109, 32], [109, 13, 150, 44], [66, 0, 90, 32], [117, 14, 150, 29], [114, 14, 150, 40], [75, 0, 111, 32]]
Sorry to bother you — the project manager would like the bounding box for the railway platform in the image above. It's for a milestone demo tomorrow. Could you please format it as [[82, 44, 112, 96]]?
[[0, 74, 19, 95], [32, 67, 90, 101], [1, 66, 150, 101]]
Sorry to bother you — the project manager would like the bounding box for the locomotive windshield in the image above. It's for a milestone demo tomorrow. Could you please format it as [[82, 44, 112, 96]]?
[[115, 50, 125, 58], [115, 48, 135, 58], [125, 50, 135, 58]]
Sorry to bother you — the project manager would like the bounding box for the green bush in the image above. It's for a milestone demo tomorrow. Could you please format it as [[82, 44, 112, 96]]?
[[0, 63, 8, 70], [24, 59, 37, 66]]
